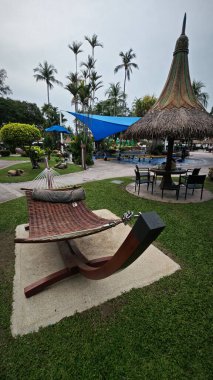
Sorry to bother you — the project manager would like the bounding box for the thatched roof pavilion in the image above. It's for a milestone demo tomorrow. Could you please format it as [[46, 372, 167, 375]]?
[[126, 14, 213, 183]]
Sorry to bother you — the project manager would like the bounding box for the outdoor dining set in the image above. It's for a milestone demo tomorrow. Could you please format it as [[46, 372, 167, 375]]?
[[134, 165, 206, 200]]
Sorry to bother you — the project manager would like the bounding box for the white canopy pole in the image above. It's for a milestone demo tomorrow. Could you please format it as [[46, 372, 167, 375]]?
[[59, 111, 64, 154]]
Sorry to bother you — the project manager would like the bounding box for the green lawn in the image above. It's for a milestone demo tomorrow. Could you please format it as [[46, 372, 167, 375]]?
[[0, 178, 213, 379], [0, 155, 30, 161], [0, 159, 83, 183]]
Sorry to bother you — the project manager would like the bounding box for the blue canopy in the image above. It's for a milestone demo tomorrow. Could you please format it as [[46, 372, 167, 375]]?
[[68, 112, 140, 141], [45, 125, 71, 134]]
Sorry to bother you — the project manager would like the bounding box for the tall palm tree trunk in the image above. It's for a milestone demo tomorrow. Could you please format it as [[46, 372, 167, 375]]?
[[47, 84, 50, 104], [123, 71, 127, 114]]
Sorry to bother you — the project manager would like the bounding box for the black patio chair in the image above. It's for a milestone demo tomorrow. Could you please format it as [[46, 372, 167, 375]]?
[[179, 168, 201, 185], [183, 174, 206, 200], [161, 182, 180, 200], [134, 165, 154, 195]]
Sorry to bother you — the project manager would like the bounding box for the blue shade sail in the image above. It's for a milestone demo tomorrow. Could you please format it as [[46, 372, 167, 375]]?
[[68, 112, 141, 141], [45, 125, 71, 134]]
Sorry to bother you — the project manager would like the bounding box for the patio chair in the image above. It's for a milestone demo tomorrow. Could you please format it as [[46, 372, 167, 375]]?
[[135, 165, 154, 195], [15, 188, 165, 297], [179, 168, 201, 185], [161, 182, 180, 200], [183, 174, 206, 200]]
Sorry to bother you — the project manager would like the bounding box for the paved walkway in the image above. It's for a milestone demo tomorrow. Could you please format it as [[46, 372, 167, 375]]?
[[0, 151, 212, 203]]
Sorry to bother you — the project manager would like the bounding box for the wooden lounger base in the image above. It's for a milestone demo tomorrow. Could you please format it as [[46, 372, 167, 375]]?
[[24, 211, 165, 298]]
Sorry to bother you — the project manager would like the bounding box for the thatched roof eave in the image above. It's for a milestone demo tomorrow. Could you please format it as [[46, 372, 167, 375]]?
[[125, 107, 213, 140]]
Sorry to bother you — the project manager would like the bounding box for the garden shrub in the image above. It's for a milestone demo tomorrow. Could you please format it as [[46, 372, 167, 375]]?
[[0, 149, 10, 157], [0, 123, 41, 152]]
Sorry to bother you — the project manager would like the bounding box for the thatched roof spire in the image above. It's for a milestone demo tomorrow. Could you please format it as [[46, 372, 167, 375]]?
[[181, 12, 186, 35], [152, 13, 203, 111], [126, 14, 213, 139]]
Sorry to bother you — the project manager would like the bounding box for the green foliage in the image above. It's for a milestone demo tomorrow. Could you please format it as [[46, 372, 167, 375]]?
[[24, 146, 45, 160], [0, 97, 44, 126], [68, 133, 94, 165], [0, 149, 10, 157], [132, 95, 157, 116], [0, 123, 41, 152], [150, 143, 164, 155]]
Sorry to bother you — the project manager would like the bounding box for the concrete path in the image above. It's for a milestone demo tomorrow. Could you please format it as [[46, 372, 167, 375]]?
[[0, 151, 212, 203]]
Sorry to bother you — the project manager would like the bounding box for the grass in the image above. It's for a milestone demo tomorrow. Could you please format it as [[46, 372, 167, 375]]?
[[0, 155, 30, 161], [0, 178, 213, 379], [0, 158, 83, 183]]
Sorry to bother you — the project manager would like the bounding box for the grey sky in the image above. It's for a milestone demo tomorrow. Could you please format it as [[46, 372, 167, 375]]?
[[1, 0, 213, 127]]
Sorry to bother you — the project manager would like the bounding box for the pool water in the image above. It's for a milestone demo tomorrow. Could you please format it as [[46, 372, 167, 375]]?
[[94, 153, 213, 169]]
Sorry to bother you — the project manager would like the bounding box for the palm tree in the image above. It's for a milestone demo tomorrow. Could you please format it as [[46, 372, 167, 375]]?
[[80, 56, 96, 109], [84, 34, 103, 60], [68, 41, 83, 77], [33, 61, 63, 104], [105, 82, 124, 115], [65, 72, 80, 134], [132, 95, 157, 117], [192, 80, 209, 108], [80, 55, 96, 79], [90, 71, 103, 110], [81, 69, 89, 85], [114, 49, 139, 113]]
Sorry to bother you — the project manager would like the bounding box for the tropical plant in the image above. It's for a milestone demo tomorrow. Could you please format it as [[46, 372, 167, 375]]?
[[90, 71, 103, 110], [84, 34, 103, 60], [0, 123, 41, 152], [68, 132, 94, 166], [80, 55, 96, 81], [65, 73, 81, 134], [33, 61, 63, 104], [105, 82, 124, 115], [0, 69, 12, 96], [77, 83, 91, 113], [41, 104, 66, 127], [192, 80, 209, 108], [68, 41, 83, 78], [81, 69, 89, 85], [114, 49, 139, 113], [132, 95, 157, 117]]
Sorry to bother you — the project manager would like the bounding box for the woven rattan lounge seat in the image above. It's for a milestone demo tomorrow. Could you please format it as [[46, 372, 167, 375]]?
[[15, 189, 165, 297]]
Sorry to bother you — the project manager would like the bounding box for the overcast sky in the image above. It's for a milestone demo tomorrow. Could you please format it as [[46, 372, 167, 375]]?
[[1, 0, 213, 127]]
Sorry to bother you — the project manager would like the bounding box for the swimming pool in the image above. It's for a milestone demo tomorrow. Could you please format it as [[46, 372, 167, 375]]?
[[94, 152, 213, 169]]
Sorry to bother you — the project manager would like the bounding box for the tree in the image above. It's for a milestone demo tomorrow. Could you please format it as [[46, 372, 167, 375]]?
[[0, 123, 41, 152], [41, 103, 66, 127], [84, 34, 103, 60], [33, 61, 63, 104], [192, 80, 209, 108], [65, 73, 81, 134], [0, 97, 44, 127], [90, 71, 103, 110], [80, 55, 96, 81], [105, 82, 124, 115], [132, 95, 157, 117], [114, 49, 139, 113], [80, 56, 96, 110], [68, 41, 83, 77], [0, 69, 12, 96]]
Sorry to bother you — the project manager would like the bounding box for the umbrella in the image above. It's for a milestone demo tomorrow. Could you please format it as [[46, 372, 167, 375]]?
[[45, 125, 71, 134], [125, 14, 213, 188], [45, 125, 71, 153]]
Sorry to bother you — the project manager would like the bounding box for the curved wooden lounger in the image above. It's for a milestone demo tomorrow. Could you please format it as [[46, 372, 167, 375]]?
[[15, 190, 165, 297]]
